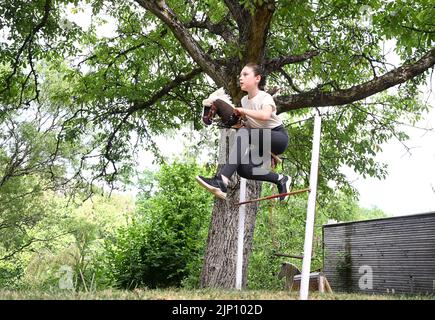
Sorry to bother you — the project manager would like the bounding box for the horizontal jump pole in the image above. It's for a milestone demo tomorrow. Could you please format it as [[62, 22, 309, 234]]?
[[237, 188, 310, 206], [274, 252, 304, 260]]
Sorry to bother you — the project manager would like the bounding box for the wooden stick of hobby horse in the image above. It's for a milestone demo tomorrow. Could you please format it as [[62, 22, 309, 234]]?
[[270, 152, 282, 164], [238, 188, 310, 206]]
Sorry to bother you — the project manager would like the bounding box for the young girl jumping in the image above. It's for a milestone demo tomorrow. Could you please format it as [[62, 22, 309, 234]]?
[[196, 63, 291, 200]]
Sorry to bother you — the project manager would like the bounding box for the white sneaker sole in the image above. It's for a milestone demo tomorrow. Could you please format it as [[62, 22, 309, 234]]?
[[280, 176, 292, 200], [195, 176, 227, 200]]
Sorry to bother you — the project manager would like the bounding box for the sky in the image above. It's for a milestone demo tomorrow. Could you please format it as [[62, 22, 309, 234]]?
[[68, 4, 435, 217], [345, 96, 435, 217]]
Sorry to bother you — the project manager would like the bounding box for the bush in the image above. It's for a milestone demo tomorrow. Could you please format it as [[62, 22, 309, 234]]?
[[103, 160, 213, 289], [0, 260, 24, 290]]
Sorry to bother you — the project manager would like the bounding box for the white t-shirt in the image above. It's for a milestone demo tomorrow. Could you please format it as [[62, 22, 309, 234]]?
[[241, 90, 282, 129]]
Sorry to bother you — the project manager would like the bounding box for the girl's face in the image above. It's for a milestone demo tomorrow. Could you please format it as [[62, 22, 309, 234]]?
[[239, 66, 260, 92]]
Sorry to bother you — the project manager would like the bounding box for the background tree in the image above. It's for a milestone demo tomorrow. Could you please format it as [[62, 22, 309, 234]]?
[[0, 189, 134, 291], [248, 187, 388, 290], [1, 0, 433, 288]]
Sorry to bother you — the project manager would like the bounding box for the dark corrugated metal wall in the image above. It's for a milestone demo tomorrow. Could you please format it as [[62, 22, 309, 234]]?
[[323, 212, 435, 295]]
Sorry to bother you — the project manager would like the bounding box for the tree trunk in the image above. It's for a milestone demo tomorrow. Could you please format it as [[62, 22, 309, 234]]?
[[200, 129, 262, 289]]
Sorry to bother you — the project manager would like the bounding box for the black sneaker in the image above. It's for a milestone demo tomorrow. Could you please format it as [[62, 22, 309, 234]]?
[[195, 174, 227, 200], [277, 175, 292, 201]]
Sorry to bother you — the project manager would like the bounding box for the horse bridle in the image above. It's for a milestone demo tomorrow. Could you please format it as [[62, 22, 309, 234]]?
[[202, 100, 242, 128]]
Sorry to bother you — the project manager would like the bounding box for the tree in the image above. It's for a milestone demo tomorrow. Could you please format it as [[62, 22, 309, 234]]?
[[1, 0, 434, 288], [0, 59, 106, 265], [0, 118, 73, 263], [1, 190, 135, 290]]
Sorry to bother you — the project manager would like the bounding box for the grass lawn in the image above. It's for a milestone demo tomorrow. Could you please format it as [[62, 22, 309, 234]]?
[[0, 288, 434, 300]]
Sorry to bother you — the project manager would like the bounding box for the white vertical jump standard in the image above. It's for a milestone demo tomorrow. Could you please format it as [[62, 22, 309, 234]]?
[[236, 177, 247, 290], [235, 114, 322, 293], [300, 113, 322, 300]]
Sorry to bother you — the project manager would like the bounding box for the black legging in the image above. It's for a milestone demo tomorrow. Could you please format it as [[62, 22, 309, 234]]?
[[219, 125, 288, 184]]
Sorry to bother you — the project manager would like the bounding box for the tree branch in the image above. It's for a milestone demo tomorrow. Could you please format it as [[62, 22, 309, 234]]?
[[278, 68, 303, 93], [223, 0, 247, 29], [103, 67, 203, 162], [129, 67, 203, 115], [134, 0, 227, 86], [0, 231, 72, 261], [401, 25, 435, 34], [275, 48, 435, 113], [264, 50, 319, 74], [1, 0, 52, 95], [185, 15, 236, 44]]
